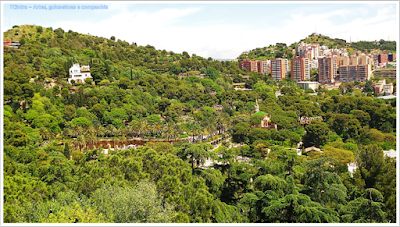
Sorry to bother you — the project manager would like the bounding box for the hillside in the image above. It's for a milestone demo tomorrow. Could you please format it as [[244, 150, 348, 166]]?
[[3, 24, 245, 79], [238, 33, 396, 60], [4, 25, 264, 102], [3, 24, 397, 224]]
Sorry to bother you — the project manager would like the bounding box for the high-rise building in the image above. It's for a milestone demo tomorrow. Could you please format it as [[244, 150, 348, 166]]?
[[378, 54, 388, 64], [373, 68, 396, 80], [239, 60, 258, 72], [357, 64, 372, 82], [339, 55, 371, 82], [296, 42, 321, 60], [350, 57, 358, 66], [339, 66, 349, 82], [338, 57, 349, 67], [271, 59, 286, 81], [291, 57, 310, 82], [239, 60, 270, 75], [388, 53, 396, 62], [358, 55, 370, 65], [257, 60, 269, 75], [318, 57, 337, 84]]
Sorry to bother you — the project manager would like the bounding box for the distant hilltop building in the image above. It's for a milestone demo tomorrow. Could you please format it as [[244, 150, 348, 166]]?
[[68, 63, 92, 84], [3, 40, 20, 50], [296, 42, 321, 60]]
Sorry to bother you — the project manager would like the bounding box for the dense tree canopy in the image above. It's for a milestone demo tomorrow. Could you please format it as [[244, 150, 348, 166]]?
[[3, 25, 396, 224]]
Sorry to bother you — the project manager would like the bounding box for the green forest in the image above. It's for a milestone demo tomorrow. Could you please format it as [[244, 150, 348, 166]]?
[[3, 25, 397, 223]]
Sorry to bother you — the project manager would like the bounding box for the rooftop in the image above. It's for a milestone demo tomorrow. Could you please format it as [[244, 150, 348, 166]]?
[[253, 111, 268, 116]]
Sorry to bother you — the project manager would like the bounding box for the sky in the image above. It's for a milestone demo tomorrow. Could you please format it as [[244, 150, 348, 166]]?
[[2, 1, 399, 59]]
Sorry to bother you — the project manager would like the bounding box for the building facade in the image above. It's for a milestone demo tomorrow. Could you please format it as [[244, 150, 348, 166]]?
[[68, 63, 92, 84], [291, 57, 310, 82], [378, 54, 388, 64], [271, 59, 286, 81], [318, 57, 337, 84], [257, 60, 269, 74], [3, 40, 21, 49], [356, 64, 372, 82], [373, 68, 396, 80], [338, 56, 371, 82], [297, 81, 319, 91], [388, 53, 396, 62], [239, 60, 258, 73], [239, 60, 269, 74]]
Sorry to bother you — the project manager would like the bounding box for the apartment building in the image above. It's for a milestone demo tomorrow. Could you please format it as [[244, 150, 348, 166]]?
[[291, 57, 310, 82], [338, 56, 372, 82], [357, 64, 372, 82], [358, 55, 370, 65], [239, 60, 258, 72], [271, 58, 286, 81], [374, 68, 396, 80], [318, 57, 337, 84], [239, 60, 269, 74], [388, 53, 396, 62], [374, 79, 393, 95], [296, 42, 321, 60], [257, 60, 269, 75], [378, 54, 388, 64]]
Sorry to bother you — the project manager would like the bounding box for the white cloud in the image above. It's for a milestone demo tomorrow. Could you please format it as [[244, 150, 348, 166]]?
[[49, 4, 397, 59]]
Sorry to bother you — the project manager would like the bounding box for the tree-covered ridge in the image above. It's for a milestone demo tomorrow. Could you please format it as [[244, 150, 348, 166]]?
[[300, 33, 396, 53], [3, 25, 397, 223], [238, 33, 396, 61]]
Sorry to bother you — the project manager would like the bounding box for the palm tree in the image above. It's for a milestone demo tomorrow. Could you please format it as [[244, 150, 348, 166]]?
[[38, 127, 51, 141], [142, 122, 152, 138], [96, 125, 105, 138], [162, 123, 174, 142], [177, 143, 215, 173], [84, 125, 96, 135], [75, 135, 86, 151], [222, 114, 232, 133], [114, 137, 121, 150], [72, 126, 83, 137], [86, 134, 98, 150], [149, 124, 157, 138], [119, 135, 128, 149], [153, 123, 163, 138], [215, 116, 224, 135], [128, 120, 140, 137], [120, 127, 128, 137], [105, 124, 116, 138], [62, 127, 73, 140], [172, 124, 182, 142], [190, 123, 202, 143]]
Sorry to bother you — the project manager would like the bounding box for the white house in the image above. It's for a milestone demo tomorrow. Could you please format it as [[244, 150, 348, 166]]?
[[68, 63, 92, 84], [297, 81, 319, 91], [383, 149, 396, 159]]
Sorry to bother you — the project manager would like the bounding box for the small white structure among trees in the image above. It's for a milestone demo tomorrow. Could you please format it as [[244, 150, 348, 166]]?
[[68, 63, 92, 84]]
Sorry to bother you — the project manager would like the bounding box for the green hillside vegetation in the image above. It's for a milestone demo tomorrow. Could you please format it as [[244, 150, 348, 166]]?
[[3, 25, 397, 223], [239, 33, 396, 61]]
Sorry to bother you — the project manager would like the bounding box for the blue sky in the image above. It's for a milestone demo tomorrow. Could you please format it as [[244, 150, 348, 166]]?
[[2, 1, 398, 59]]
